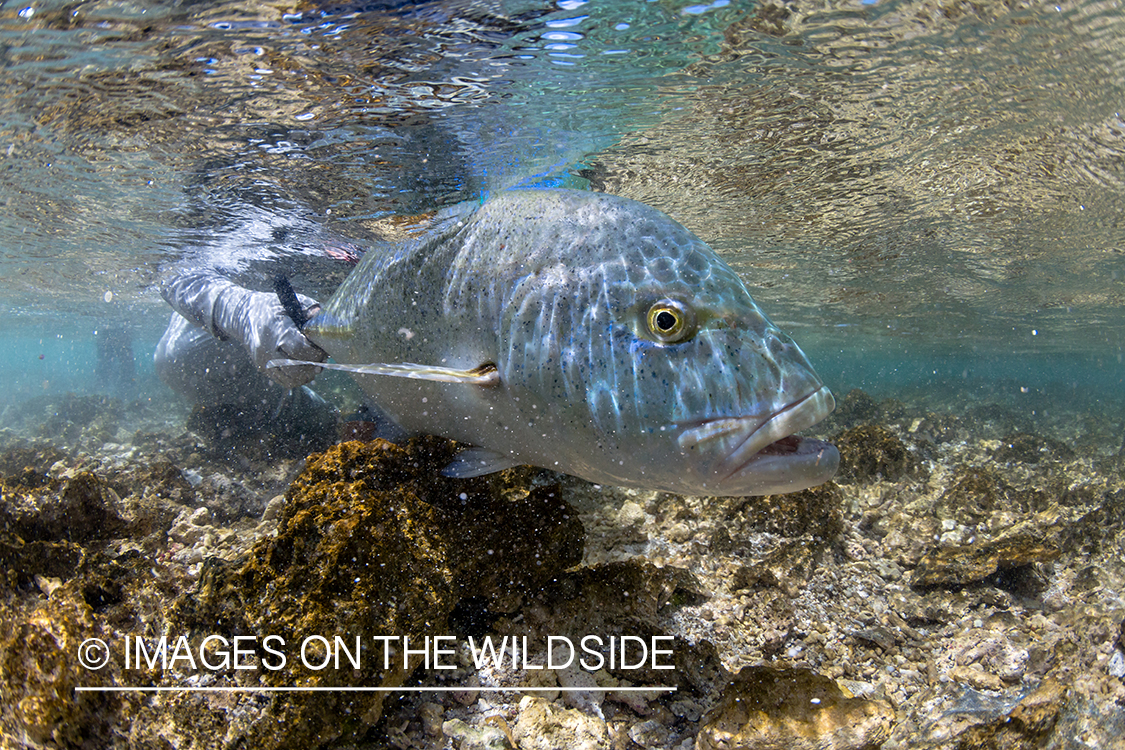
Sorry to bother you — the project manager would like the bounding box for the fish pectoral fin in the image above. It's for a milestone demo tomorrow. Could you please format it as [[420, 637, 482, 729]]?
[[267, 359, 500, 386], [441, 447, 524, 478]]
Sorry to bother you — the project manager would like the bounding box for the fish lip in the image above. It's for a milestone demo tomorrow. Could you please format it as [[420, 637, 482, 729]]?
[[676, 386, 836, 483]]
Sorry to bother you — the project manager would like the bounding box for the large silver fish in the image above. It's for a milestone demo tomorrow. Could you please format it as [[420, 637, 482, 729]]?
[[274, 189, 838, 496]]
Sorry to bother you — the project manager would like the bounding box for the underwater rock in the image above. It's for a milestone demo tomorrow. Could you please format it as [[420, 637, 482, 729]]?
[[835, 425, 920, 483], [934, 466, 1014, 523], [100, 460, 194, 542], [530, 560, 704, 637], [728, 481, 845, 541], [0, 442, 69, 488], [0, 471, 125, 543], [443, 717, 511, 750], [931, 466, 1058, 532], [0, 532, 85, 591], [514, 695, 610, 750], [104, 459, 195, 504], [29, 393, 124, 445], [727, 540, 820, 602], [965, 404, 1033, 441], [0, 547, 174, 748], [830, 389, 882, 428], [1, 436, 584, 749], [0, 588, 111, 746], [911, 533, 1061, 588], [473, 556, 727, 718], [157, 437, 583, 749], [1062, 487, 1125, 556], [194, 471, 266, 521], [902, 468, 1122, 591], [992, 432, 1075, 464], [910, 679, 1066, 749], [903, 412, 969, 445], [947, 665, 1005, 692], [820, 390, 907, 432], [696, 666, 894, 750], [628, 718, 670, 749]]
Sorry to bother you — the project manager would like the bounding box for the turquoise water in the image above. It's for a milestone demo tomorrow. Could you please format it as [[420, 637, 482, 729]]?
[[0, 0, 1123, 411]]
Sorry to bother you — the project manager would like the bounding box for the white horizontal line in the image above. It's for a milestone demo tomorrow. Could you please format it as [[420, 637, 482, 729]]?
[[75, 686, 677, 693]]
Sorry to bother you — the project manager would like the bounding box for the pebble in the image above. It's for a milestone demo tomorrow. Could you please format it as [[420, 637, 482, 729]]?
[[1107, 650, 1125, 679], [419, 702, 444, 737], [452, 672, 481, 706], [629, 719, 668, 749], [442, 718, 508, 750]]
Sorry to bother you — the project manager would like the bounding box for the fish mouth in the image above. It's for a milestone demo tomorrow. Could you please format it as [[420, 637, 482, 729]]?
[[677, 386, 837, 484]]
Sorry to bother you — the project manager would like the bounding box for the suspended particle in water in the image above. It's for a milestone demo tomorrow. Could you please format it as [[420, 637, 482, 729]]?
[[38, 354, 44, 360]]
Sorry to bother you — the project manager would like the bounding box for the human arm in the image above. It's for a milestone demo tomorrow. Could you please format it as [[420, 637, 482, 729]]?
[[160, 271, 326, 388]]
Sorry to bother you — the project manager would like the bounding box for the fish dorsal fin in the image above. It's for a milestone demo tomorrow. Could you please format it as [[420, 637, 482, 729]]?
[[307, 201, 479, 333], [267, 358, 500, 386], [441, 447, 524, 478]]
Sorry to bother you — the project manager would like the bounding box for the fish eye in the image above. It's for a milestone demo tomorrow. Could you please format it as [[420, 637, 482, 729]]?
[[646, 299, 695, 343]]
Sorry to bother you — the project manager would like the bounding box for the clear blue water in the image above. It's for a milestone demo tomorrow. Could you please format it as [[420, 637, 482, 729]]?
[[1, 0, 1123, 415]]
